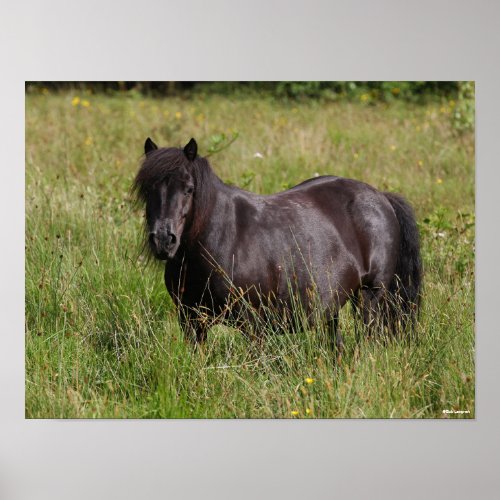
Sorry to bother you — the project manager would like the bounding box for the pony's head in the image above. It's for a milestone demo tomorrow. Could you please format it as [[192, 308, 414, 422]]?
[[133, 137, 202, 260]]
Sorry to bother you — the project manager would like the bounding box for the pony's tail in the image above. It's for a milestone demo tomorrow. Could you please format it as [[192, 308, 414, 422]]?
[[384, 192, 423, 331]]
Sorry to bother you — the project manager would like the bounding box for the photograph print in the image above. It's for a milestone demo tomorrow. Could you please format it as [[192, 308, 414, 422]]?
[[25, 81, 475, 418]]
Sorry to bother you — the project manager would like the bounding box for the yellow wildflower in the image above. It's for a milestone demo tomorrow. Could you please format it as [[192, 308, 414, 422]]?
[[418, 160, 424, 167], [305, 377, 314, 384], [353, 153, 359, 160], [175, 111, 182, 119], [291, 410, 299, 416], [81, 99, 90, 108], [390, 145, 397, 151], [306, 408, 312, 415], [360, 93, 369, 102], [84, 137, 93, 146], [71, 96, 80, 106], [436, 178, 443, 184]]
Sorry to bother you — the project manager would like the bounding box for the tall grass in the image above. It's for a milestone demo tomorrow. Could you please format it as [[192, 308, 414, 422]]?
[[25, 90, 474, 418]]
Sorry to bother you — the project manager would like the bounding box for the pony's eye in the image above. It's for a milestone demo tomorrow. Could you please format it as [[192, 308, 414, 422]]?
[[185, 187, 194, 195]]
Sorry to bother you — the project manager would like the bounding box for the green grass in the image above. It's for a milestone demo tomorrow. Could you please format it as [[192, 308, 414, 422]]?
[[25, 90, 475, 418]]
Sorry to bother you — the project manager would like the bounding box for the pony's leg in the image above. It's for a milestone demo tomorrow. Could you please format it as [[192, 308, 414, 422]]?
[[350, 291, 363, 342], [194, 321, 208, 343], [327, 314, 343, 362], [360, 286, 389, 337], [178, 308, 208, 344]]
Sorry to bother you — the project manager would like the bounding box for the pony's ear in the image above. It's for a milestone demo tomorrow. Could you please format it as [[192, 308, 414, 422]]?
[[144, 137, 158, 155], [183, 138, 197, 161]]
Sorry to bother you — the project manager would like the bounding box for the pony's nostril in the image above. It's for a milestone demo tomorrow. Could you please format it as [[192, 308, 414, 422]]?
[[149, 230, 176, 253]]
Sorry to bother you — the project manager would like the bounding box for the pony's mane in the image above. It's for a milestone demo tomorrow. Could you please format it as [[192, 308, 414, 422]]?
[[133, 147, 218, 240]]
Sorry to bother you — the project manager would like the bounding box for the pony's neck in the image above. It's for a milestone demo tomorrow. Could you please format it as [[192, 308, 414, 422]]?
[[182, 165, 245, 258], [183, 160, 226, 245]]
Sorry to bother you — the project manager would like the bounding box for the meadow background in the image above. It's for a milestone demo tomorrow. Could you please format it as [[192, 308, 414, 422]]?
[[25, 82, 475, 418]]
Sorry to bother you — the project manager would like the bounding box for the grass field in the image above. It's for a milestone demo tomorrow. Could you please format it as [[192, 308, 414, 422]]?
[[25, 89, 475, 418]]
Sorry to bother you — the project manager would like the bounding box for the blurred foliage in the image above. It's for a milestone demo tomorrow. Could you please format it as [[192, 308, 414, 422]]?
[[26, 81, 470, 104], [26, 82, 475, 134], [244, 81, 460, 103], [451, 81, 475, 133]]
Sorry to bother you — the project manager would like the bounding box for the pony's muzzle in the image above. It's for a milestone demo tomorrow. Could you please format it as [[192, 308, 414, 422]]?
[[149, 231, 177, 259]]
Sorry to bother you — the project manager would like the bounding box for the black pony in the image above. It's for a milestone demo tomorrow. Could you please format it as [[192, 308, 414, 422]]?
[[133, 137, 422, 352]]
